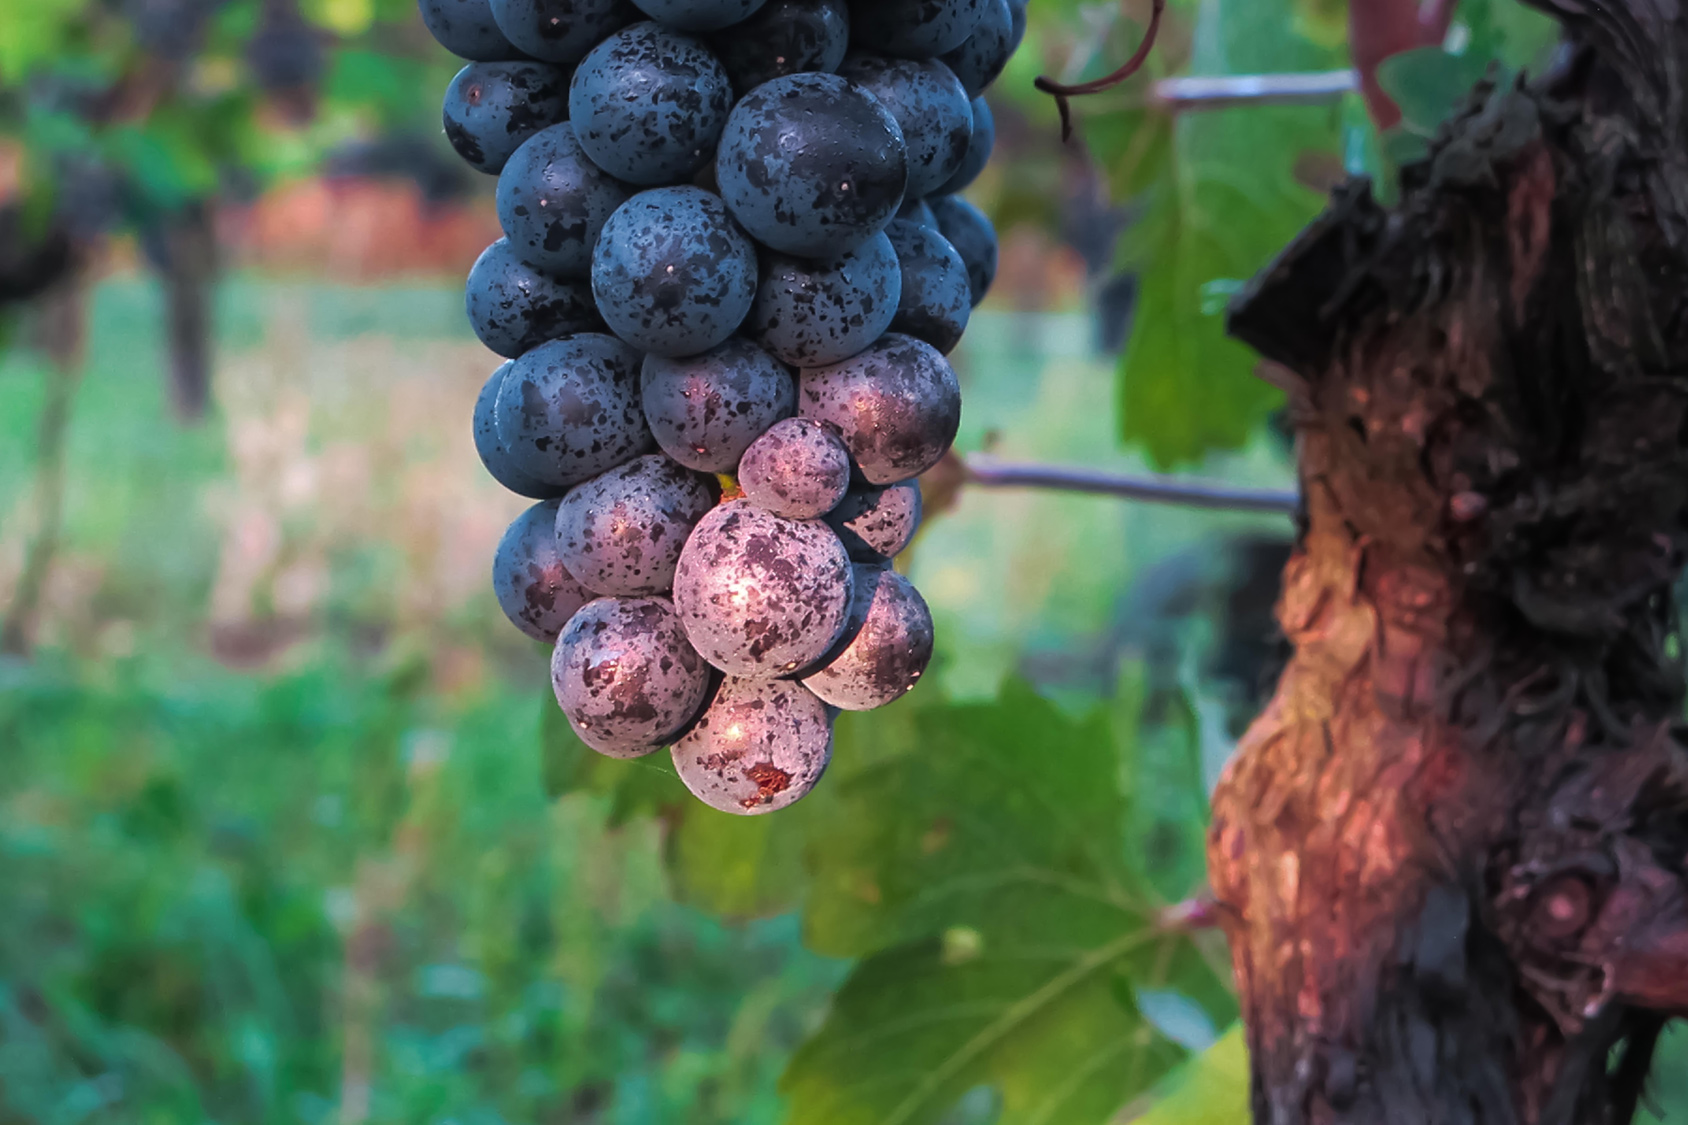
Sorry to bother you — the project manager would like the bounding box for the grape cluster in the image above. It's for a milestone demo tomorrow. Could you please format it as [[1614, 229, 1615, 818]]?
[[434, 0, 1015, 815]]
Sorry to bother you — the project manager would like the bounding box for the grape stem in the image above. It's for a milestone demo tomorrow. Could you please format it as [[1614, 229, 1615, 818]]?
[[1154, 70, 1359, 112], [1037, 0, 1167, 140], [962, 455, 1299, 515]]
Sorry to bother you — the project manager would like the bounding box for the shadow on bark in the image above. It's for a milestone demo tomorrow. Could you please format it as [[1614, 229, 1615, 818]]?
[[1211, 2, 1688, 1121]]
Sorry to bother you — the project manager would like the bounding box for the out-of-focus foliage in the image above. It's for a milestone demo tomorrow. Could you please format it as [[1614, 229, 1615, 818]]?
[[0, 0, 465, 244], [981, 0, 1561, 468]]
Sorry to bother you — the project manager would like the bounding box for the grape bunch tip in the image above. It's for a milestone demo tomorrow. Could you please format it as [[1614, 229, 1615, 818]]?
[[438, 0, 1015, 815]]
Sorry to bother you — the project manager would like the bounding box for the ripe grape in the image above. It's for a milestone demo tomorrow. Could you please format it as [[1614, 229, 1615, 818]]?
[[494, 334, 654, 487], [552, 596, 713, 757], [929, 193, 997, 307], [442, 60, 569, 174], [848, 0, 987, 59], [939, 0, 1019, 98], [494, 499, 594, 642], [496, 123, 631, 280], [591, 187, 757, 357], [489, 0, 637, 65], [738, 417, 851, 519], [474, 362, 567, 498], [803, 565, 933, 710], [672, 499, 854, 675], [897, 196, 937, 229], [885, 218, 971, 354], [798, 333, 961, 484], [935, 95, 992, 194], [826, 480, 922, 561], [671, 677, 832, 813], [568, 22, 734, 185], [419, 0, 523, 61], [554, 454, 717, 595], [836, 53, 972, 199], [709, 0, 849, 96], [632, 0, 767, 32], [466, 237, 603, 357], [715, 72, 907, 258], [640, 339, 796, 472], [749, 231, 900, 367]]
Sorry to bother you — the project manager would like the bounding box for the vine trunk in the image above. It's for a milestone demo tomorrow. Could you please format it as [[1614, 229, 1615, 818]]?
[[1210, 2, 1688, 1121]]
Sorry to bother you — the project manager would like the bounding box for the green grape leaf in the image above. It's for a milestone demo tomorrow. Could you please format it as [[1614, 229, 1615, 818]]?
[[1127, 1023, 1250, 1125], [800, 680, 1148, 959], [782, 936, 1187, 1125], [1107, 0, 1343, 468], [780, 682, 1235, 1125], [1375, 47, 1496, 137]]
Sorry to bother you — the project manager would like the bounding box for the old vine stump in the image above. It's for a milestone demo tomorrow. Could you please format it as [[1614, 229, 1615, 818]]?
[[1209, 2, 1688, 1122]]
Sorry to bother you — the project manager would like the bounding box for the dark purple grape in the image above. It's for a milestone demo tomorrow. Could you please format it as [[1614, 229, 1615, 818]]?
[[442, 61, 570, 174], [555, 454, 717, 594], [836, 53, 972, 198], [632, 0, 767, 31], [715, 72, 907, 259], [496, 123, 631, 280], [490, 0, 637, 65], [475, 361, 567, 498], [802, 566, 933, 709], [798, 333, 960, 485], [640, 339, 797, 471], [467, 237, 603, 357], [552, 596, 712, 757], [825, 480, 922, 560], [939, 0, 1017, 97], [671, 677, 832, 813], [929, 194, 996, 307], [707, 0, 849, 96], [420, 0, 524, 61], [568, 22, 734, 185], [494, 499, 594, 642], [897, 196, 937, 229], [738, 417, 851, 519], [749, 231, 900, 367], [885, 218, 970, 354], [849, 0, 986, 58], [494, 334, 654, 488], [935, 95, 992, 195], [592, 187, 757, 357], [672, 499, 854, 675]]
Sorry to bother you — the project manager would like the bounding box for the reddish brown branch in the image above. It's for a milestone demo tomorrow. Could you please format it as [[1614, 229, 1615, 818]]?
[[1037, 0, 1166, 141]]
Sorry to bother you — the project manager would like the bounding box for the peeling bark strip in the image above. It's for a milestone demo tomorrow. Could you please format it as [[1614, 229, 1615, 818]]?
[[1210, 3, 1688, 1122]]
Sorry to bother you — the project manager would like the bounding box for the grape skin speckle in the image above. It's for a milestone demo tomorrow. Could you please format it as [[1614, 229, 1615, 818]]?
[[750, 231, 900, 367], [555, 454, 717, 595], [442, 60, 569, 174], [803, 565, 933, 710], [494, 499, 595, 642], [798, 332, 961, 485], [714, 72, 908, 259], [466, 237, 603, 358], [738, 417, 852, 519], [671, 677, 832, 813], [640, 338, 797, 471], [568, 21, 734, 185], [672, 499, 855, 676], [592, 186, 758, 358], [494, 333, 654, 488], [552, 596, 713, 758]]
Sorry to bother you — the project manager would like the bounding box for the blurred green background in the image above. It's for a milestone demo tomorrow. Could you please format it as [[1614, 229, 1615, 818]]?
[[4, 0, 1686, 1122]]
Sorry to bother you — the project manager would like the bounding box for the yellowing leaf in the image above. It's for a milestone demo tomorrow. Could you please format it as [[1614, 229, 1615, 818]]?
[[306, 0, 373, 37]]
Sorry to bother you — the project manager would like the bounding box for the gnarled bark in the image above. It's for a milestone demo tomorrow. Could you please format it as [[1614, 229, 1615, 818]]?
[[1210, 3, 1688, 1121]]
